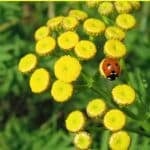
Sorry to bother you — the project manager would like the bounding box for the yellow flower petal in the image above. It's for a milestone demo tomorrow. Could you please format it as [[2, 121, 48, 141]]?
[[74, 131, 92, 150], [18, 53, 37, 73], [104, 109, 126, 132], [54, 55, 81, 83], [51, 80, 73, 102], [130, 1, 141, 10], [74, 40, 97, 60], [47, 16, 64, 30], [83, 18, 105, 36], [62, 16, 78, 31], [105, 26, 125, 41], [115, 1, 132, 13], [112, 84, 136, 105], [104, 39, 126, 58], [65, 110, 85, 132], [29, 68, 50, 93], [69, 9, 88, 21], [86, 98, 107, 118], [116, 13, 136, 30], [109, 131, 131, 150], [98, 2, 114, 16], [58, 31, 79, 50], [35, 36, 56, 56], [86, 1, 99, 8], [34, 26, 50, 41]]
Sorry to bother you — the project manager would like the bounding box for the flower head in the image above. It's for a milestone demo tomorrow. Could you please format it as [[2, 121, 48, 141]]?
[[86, 1, 99, 8], [116, 13, 136, 30], [74, 131, 92, 150], [65, 110, 85, 132], [98, 2, 114, 16], [51, 80, 73, 102], [35, 36, 56, 56], [69, 9, 88, 21], [83, 18, 105, 36], [112, 84, 136, 105], [47, 16, 64, 30], [29, 68, 50, 93], [62, 16, 78, 31], [130, 1, 141, 10], [18, 53, 37, 73], [54, 55, 82, 83], [115, 1, 132, 14], [34, 26, 50, 41], [103, 109, 126, 132], [74, 40, 97, 60], [86, 98, 107, 118], [104, 39, 126, 59], [109, 131, 131, 150], [58, 31, 79, 50], [105, 26, 125, 41]]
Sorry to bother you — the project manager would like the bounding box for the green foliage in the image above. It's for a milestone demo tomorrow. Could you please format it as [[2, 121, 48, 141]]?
[[0, 2, 150, 150]]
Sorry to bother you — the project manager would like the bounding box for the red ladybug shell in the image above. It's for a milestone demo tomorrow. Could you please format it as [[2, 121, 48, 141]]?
[[102, 58, 121, 80]]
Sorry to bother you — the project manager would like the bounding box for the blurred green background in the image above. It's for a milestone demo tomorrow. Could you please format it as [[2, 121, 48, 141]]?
[[0, 2, 150, 150]]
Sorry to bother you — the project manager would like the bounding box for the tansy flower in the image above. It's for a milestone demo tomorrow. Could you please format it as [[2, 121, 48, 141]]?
[[130, 1, 141, 10], [98, 2, 114, 16], [112, 84, 136, 105], [105, 26, 125, 41], [109, 131, 131, 150], [86, 98, 107, 118], [116, 13, 136, 30], [29, 68, 50, 93], [69, 9, 88, 21], [104, 39, 126, 59], [83, 18, 105, 36], [65, 110, 86, 132], [18, 53, 37, 73], [74, 131, 92, 150], [34, 26, 50, 41], [114, 1, 132, 14], [54, 55, 81, 83], [86, 1, 99, 8], [62, 16, 78, 31], [103, 109, 126, 132], [58, 31, 79, 50], [51, 80, 73, 102], [47, 16, 64, 30], [74, 40, 97, 60], [35, 36, 56, 56]]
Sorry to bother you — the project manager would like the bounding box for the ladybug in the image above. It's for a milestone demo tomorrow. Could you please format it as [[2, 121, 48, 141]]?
[[99, 58, 121, 80]]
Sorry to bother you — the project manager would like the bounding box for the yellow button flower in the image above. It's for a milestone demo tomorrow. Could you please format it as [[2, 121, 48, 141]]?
[[116, 13, 136, 30], [86, 1, 99, 8], [62, 16, 78, 31], [69, 9, 88, 21], [112, 84, 136, 105], [83, 18, 105, 36], [74, 131, 92, 150], [103, 109, 126, 132], [47, 16, 64, 30], [51, 80, 73, 102], [104, 39, 126, 58], [35, 36, 56, 56], [115, 1, 132, 14], [18, 53, 37, 73], [109, 131, 131, 150], [74, 40, 97, 60], [58, 31, 79, 50], [105, 26, 125, 41], [65, 110, 85, 132], [98, 2, 114, 16], [130, 1, 141, 10], [29, 68, 50, 93], [54, 55, 81, 83], [34, 26, 50, 41], [86, 98, 107, 118]]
